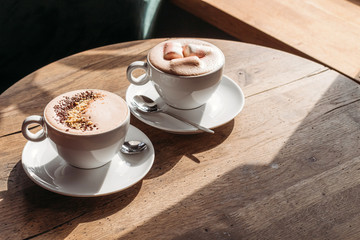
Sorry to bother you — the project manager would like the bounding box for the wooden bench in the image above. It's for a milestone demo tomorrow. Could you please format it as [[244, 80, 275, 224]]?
[[172, 0, 360, 82]]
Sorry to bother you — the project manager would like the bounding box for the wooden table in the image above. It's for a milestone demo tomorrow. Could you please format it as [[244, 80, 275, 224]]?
[[172, 0, 360, 82], [1, 38, 360, 239]]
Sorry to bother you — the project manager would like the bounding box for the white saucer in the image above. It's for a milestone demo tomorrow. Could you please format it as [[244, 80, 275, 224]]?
[[126, 75, 245, 134], [21, 125, 155, 197]]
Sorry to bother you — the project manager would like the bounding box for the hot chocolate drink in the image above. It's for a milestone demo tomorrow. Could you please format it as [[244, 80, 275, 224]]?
[[148, 39, 224, 76], [45, 89, 128, 135], [127, 38, 225, 109]]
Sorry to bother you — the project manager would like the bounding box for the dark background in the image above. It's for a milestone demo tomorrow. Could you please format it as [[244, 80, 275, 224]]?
[[0, 0, 234, 94]]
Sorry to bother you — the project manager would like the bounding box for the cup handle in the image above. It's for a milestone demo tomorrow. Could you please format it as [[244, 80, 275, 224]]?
[[126, 61, 150, 85], [22, 115, 46, 142]]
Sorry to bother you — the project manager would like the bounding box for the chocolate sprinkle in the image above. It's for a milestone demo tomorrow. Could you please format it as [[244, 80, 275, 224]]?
[[53, 91, 102, 131]]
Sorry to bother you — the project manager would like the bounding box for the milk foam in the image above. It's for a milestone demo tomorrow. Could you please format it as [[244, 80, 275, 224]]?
[[45, 89, 128, 135], [148, 39, 224, 76]]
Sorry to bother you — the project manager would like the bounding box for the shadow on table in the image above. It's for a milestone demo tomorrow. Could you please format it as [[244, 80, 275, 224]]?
[[0, 112, 234, 238], [116, 73, 360, 239]]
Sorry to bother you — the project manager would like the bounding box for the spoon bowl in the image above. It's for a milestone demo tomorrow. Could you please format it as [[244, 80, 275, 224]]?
[[133, 95, 159, 113], [121, 140, 147, 154]]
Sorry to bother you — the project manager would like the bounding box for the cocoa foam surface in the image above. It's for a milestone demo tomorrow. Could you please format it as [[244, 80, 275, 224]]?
[[45, 90, 128, 135], [148, 39, 224, 76]]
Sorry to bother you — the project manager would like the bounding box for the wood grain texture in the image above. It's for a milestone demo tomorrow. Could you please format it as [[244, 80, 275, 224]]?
[[1, 39, 360, 239], [172, 0, 360, 82]]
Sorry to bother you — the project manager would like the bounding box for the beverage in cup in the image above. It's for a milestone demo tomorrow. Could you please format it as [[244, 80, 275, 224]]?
[[127, 38, 225, 109]]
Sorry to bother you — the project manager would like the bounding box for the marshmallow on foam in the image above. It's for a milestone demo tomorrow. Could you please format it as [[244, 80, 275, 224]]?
[[183, 44, 212, 58], [170, 56, 202, 68], [163, 42, 184, 60]]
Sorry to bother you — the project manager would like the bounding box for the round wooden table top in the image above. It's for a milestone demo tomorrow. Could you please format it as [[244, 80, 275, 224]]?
[[1, 38, 360, 239]]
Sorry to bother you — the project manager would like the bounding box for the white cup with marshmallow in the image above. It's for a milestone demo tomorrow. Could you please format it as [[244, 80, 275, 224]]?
[[126, 38, 225, 110]]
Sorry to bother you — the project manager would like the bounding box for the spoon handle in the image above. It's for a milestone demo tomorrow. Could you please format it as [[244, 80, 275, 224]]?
[[162, 111, 214, 134]]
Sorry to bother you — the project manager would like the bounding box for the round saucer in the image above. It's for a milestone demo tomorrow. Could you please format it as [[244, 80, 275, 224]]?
[[21, 125, 154, 197], [126, 75, 245, 134]]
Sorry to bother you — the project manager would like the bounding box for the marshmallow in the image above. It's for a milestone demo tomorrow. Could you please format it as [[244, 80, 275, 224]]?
[[170, 56, 202, 67], [183, 44, 212, 58], [163, 42, 184, 60], [169, 56, 203, 76]]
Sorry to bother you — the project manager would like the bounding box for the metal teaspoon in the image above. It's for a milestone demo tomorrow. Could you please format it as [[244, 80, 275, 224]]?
[[132, 95, 214, 134]]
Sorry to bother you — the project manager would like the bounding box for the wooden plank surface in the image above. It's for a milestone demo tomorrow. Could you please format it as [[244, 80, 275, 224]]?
[[172, 0, 360, 82], [1, 39, 360, 239]]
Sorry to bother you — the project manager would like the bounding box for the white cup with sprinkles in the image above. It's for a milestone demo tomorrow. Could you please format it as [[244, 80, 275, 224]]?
[[22, 89, 130, 169]]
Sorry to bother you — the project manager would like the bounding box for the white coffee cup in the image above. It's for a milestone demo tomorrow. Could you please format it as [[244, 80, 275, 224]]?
[[126, 39, 225, 109], [22, 89, 130, 169]]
